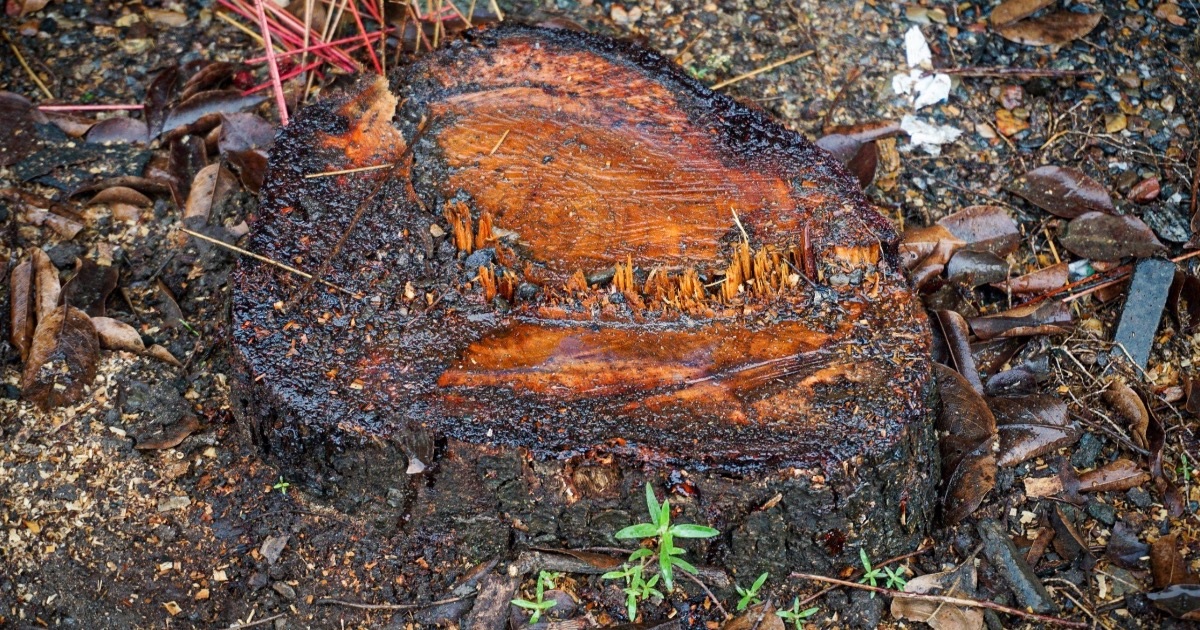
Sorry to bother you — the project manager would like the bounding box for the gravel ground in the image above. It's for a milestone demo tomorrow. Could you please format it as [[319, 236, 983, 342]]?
[[2, 0, 1200, 628]]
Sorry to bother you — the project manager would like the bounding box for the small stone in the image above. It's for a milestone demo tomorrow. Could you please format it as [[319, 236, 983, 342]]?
[[260, 535, 289, 565], [977, 519, 1057, 614], [999, 85, 1024, 110], [996, 109, 1029, 136], [1105, 112, 1128, 134], [1071, 432, 1104, 469], [1127, 486, 1153, 508], [1128, 177, 1161, 203], [1086, 500, 1117, 526], [157, 495, 191, 513], [463, 248, 495, 269], [272, 582, 297, 600], [429, 223, 445, 238], [248, 572, 268, 591]]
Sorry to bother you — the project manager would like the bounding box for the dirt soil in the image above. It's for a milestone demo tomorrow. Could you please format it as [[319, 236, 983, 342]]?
[[2, 0, 1200, 629]]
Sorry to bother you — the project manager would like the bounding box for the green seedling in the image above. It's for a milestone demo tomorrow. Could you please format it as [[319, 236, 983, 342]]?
[[273, 477, 290, 494], [613, 482, 719, 591], [776, 597, 819, 629], [511, 570, 560, 624], [603, 563, 662, 621], [883, 565, 908, 590], [858, 548, 884, 597], [1179, 453, 1193, 483], [735, 572, 769, 611]]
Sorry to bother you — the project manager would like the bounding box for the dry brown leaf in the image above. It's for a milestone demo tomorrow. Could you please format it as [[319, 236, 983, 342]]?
[[1060, 211, 1166, 261], [937, 205, 1020, 256], [146, 343, 182, 367], [935, 310, 983, 395], [87, 186, 153, 208], [968, 299, 1073, 340], [30, 248, 61, 323], [991, 262, 1068, 295], [91, 316, 145, 353], [9, 258, 35, 362], [134, 414, 202, 450], [1007, 165, 1114, 218], [1151, 533, 1199, 589], [21, 305, 100, 411], [22, 207, 84, 240], [5, 0, 50, 17], [991, 394, 1079, 467], [1103, 378, 1150, 449], [995, 10, 1103, 46], [899, 224, 967, 287], [935, 363, 998, 525], [892, 562, 984, 630], [989, 0, 1055, 26], [183, 163, 237, 222], [721, 601, 785, 630], [1077, 459, 1150, 493]]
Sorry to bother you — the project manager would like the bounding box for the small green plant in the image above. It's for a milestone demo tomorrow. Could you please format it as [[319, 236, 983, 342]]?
[[1179, 453, 1193, 483], [857, 548, 884, 598], [613, 482, 719, 592], [735, 572, 769, 611], [603, 563, 663, 620], [511, 570, 560, 624], [776, 597, 819, 629], [273, 477, 290, 494], [883, 565, 908, 590]]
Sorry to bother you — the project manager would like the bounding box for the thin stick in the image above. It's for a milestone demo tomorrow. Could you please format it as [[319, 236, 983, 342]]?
[[252, 0, 290, 125], [489, 0, 504, 21], [303, 163, 394, 178], [488, 129, 510, 155], [224, 613, 287, 629], [38, 104, 143, 112], [316, 592, 476, 611], [789, 572, 1088, 628], [711, 51, 813, 90], [933, 66, 1102, 78], [1024, 249, 1200, 308], [179, 228, 355, 295], [3, 32, 54, 99], [681, 570, 729, 620], [345, 0, 382, 74]]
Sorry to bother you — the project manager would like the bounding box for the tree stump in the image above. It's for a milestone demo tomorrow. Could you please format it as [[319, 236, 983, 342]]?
[[230, 24, 937, 578]]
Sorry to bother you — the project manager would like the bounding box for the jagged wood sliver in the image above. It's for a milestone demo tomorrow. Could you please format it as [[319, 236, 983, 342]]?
[[231, 24, 937, 576]]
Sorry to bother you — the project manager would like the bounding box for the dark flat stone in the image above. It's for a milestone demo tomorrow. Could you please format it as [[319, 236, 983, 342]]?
[[1110, 258, 1176, 369], [977, 518, 1057, 614]]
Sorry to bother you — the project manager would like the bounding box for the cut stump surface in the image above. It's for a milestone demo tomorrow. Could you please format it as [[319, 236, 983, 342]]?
[[231, 24, 937, 577]]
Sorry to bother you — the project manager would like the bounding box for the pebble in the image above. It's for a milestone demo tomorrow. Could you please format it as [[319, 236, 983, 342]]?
[[1087, 500, 1117, 526], [1071, 432, 1104, 469], [248, 572, 268, 591], [271, 582, 296, 600], [1127, 486, 1153, 508]]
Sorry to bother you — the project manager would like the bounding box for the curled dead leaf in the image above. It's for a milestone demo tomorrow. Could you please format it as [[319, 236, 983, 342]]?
[[935, 363, 998, 525], [989, 0, 1054, 26], [899, 224, 966, 288], [968, 299, 1072, 340], [134, 414, 202, 450], [1103, 378, 1150, 449], [91, 316, 145, 352], [183, 163, 237, 223], [9, 258, 35, 362], [21, 305, 100, 411], [1151, 533, 1198, 589], [86, 186, 153, 209], [30, 248, 61, 323], [935, 310, 983, 395], [891, 562, 983, 630], [85, 117, 150, 144], [937, 205, 1021, 256], [994, 8, 1103, 47], [146, 343, 182, 367], [991, 262, 1068, 295]]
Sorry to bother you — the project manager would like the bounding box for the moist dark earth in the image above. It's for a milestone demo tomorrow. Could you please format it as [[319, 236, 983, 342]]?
[[2, 1, 1200, 629]]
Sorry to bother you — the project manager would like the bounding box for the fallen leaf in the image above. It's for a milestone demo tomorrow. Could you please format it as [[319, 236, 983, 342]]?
[[1077, 459, 1150, 493], [1168, 271, 1200, 333], [21, 207, 84, 239], [1106, 521, 1149, 570], [30, 248, 61, 323], [989, 0, 1054, 26], [937, 205, 1021, 256], [84, 117, 150, 144], [991, 263, 1068, 295], [1060, 211, 1166, 261], [217, 112, 276, 154], [1007, 166, 1114, 218], [9, 258, 35, 362], [994, 10, 1103, 46], [183, 163, 237, 224], [169, 134, 208, 204], [1151, 533, 1199, 589], [0, 91, 47, 166], [43, 111, 96, 138], [935, 363, 998, 525], [1050, 505, 1095, 570], [892, 561, 983, 630], [134, 414, 201, 450], [63, 258, 118, 316], [990, 394, 1079, 467], [968, 300, 1073, 340], [146, 343, 182, 367], [180, 62, 239, 101], [161, 90, 266, 138], [145, 65, 181, 138], [946, 250, 1009, 288], [816, 121, 899, 189], [935, 310, 983, 395], [91, 316, 145, 352], [86, 186, 153, 209], [225, 149, 269, 194], [1103, 378, 1150, 449], [21, 305, 100, 411], [899, 224, 967, 287]]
